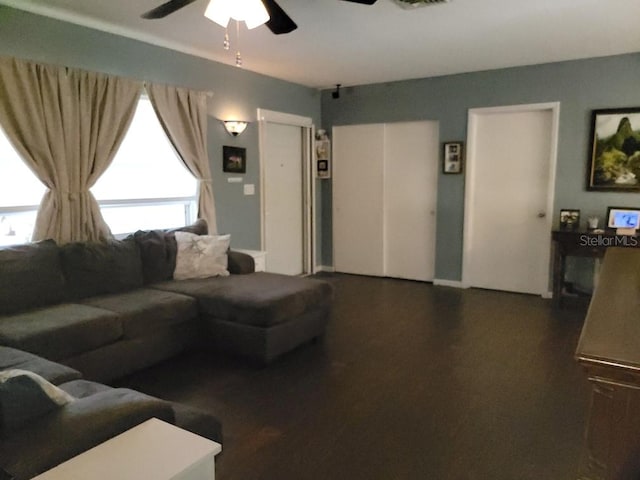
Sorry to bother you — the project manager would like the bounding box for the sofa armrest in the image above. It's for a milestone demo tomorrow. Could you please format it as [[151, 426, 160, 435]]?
[[0, 388, 174, 480], [228, 250, 255, 274]]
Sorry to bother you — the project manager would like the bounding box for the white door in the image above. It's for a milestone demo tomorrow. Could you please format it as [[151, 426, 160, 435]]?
[[384, 121, 438, 281], [263, 122, 304, 275], [333, 124, 385, 276], [463, 104, 559, 295], [333, 122, 438, 280]]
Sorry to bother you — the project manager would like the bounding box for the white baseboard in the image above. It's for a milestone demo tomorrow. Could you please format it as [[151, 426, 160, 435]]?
[[315, 265, 335, 273], [433, 278, 469, 289], [541, 290, 553, 299]]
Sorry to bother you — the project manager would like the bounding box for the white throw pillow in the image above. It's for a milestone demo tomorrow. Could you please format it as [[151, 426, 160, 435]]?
[[0, 369, 75, 406], [173, 231, 231, 280], [0, 369, 75, 431]]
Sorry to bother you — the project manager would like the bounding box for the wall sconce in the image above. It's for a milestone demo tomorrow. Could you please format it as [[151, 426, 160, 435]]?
[[222, 120, 248, 136]]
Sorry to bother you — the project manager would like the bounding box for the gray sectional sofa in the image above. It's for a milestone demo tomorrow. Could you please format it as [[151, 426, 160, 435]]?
[[0, 220, 333, 479], [0, 345, 222, 480], [0, 220, 333, 381]]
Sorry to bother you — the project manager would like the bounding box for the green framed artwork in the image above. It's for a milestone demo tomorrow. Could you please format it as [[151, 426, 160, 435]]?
[[587, 107, 640, 191]]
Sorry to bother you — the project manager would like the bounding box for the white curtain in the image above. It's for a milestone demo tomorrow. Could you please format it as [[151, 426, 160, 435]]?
[[0, 56, 142, 243], [146, 83, 217, 233]]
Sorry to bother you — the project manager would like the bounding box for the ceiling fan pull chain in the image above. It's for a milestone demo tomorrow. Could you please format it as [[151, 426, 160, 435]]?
[[235, 20, 243, 67], [223, 29, 230, 51]]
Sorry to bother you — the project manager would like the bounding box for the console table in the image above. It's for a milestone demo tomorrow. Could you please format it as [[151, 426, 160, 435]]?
[[551, 230, 640, 307], [575, 248, 640, 480], [33, 418, 222, 480]]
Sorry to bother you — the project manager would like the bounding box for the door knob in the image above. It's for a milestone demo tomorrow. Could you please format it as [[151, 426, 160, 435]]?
[[537, 212, 546, 218]]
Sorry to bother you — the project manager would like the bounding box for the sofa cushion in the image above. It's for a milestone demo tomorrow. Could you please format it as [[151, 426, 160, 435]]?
[[0, 369, 75, 433], [154, 272, 333, 327], [0, 304, 123, 361], [0, 346, 81, 385], [228, 250, 255, 275], [58, 378, 112, 398], [131, 229, 174, 284], [167, 218, 208, 236], [174, 232, 230, 280], [0, 240, 65, 315], [60, 238, 143, 300], [59, 380, 223, 443], [0, 388, 174, 480], [80, 288, 198, 339], [130, 219, 209, 285]]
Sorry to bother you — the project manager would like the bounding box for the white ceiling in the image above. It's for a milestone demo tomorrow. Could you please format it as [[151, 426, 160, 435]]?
[[1, 0, 639, 89]]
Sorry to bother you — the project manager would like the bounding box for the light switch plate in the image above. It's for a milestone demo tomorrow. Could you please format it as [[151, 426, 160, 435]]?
[[243, 184, 255, 195]]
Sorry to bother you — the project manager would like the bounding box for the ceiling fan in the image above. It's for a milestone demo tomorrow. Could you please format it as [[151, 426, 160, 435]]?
[[141, 0, 378, 35]]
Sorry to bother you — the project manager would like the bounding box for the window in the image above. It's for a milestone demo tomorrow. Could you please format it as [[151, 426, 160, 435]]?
[[0, 128, 45, 246], [91, 95, 198, 235], [0, 95, 198, 245]]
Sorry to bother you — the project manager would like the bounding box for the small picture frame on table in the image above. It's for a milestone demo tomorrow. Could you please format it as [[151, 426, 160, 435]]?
[[606, 206, 640, 230], [443, 142, 464, 174], [559, 209, 580, 230]]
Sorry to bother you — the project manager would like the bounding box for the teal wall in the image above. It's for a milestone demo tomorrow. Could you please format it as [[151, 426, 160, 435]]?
[[321, 53, 640, 284], [1, 5, 639, 285], [0, 6, 321, 252]]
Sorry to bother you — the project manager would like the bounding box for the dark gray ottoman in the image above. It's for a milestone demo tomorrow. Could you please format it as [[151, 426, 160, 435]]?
[[153, 273, 333, 363]]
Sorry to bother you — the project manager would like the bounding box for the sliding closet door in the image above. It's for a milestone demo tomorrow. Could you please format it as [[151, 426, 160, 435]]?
[[333, 124, 385, 276], [333, 121, 438, 280], [384, 121, 438, 281]]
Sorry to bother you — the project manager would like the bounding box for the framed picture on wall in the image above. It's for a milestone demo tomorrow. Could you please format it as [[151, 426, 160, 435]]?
[[443, 142, 464, 174], [223, 146, 246, 173], [587, 107, 640, 191]]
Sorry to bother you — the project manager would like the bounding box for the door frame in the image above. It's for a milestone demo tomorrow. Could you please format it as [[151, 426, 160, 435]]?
[[257, 108, 315, 275], [462, 102, 560, 296]]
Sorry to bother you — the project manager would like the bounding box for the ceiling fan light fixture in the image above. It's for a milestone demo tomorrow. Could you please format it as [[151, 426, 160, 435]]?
[[391, 0, 450, 8], [204, 0, 230, 26], [204, 0, 270, 29]]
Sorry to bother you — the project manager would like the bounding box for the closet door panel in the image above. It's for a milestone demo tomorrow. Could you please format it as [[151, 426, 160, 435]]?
[[383, 121, 438, 281], [332, 124, 385, 276]]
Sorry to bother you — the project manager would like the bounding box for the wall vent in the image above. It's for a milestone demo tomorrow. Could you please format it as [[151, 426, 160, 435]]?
[[391, 0, 450, 9]]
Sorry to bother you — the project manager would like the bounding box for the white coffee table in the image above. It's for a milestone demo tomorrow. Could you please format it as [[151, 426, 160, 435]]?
[[33, 418, 222, 480]]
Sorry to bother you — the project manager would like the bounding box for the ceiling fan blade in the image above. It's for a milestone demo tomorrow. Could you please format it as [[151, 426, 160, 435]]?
[[141, 0, 198, 19], [341, 0, 378, 4], [262, 0, 298, 35]]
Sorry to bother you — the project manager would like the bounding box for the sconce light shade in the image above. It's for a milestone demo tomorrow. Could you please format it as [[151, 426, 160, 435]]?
[[223, 120, 249, 136], [205, 0, 270, 30]]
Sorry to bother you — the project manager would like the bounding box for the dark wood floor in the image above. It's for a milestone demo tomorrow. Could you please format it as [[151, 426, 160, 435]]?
[[116, 273, 591, 480]]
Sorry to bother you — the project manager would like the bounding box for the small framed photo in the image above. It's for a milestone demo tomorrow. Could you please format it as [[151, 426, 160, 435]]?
[[443, 142, 464, 174], [317, 159, 330, 178], [559, 209, 581, 230], [223, 146, 246, 174]]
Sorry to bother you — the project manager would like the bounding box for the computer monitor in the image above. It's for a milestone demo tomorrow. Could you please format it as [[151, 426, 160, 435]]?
[[607, 207, 640, 232]]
